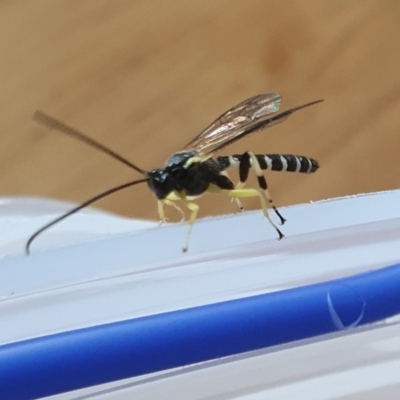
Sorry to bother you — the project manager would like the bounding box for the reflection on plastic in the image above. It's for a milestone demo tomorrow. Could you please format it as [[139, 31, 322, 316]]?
[[327, 285, 366, 330]]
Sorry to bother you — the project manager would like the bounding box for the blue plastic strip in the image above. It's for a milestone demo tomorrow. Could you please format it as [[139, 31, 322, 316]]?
[[1, 262, 400, 400]]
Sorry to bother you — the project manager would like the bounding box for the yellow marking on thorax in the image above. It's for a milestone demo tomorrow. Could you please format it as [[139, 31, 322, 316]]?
[[183, 154, 213, 169]]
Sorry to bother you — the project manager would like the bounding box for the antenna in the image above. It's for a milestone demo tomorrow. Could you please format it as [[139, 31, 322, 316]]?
[[26, 178, 148, 255], [33, 111, 146, 174]]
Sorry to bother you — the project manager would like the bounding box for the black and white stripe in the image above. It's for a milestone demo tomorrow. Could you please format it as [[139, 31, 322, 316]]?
[[217, 154, 319, 174], [257, 154, 319, 173]]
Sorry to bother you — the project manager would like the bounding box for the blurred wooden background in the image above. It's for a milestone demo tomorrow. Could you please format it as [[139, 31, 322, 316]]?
[[1, 1, 399, 222]]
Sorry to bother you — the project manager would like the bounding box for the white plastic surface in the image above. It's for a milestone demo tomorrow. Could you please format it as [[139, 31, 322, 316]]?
[[1, 190, 400, 399]]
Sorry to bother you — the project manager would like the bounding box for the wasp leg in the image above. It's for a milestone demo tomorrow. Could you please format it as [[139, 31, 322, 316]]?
[[239, 151, 286, 225], [157, 200, 168, 226], [220, 170, 244, 211], [208, 185, 284, 240], [158, 199, 186, 225], [161, 193, 199, 252], [181, 199, 200, 253], [165, 199, 186, 222], [232, 195, 244, 212]]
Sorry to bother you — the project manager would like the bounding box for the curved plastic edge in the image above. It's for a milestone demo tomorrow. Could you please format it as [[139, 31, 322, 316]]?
[[1, 263, 400, 400]]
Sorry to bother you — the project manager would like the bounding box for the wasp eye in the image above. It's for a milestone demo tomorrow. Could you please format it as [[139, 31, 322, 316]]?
[[153, 170, 169, 183]]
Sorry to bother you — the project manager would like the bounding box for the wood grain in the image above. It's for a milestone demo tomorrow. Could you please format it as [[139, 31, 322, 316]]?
[[1, 1, 399, 223]]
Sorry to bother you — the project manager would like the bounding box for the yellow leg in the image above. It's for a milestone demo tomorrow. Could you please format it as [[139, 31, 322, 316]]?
[[165, 199, 186, 222], [181, 200, 200, 252], [158, 199, 186, 225], [208, 185, 284, 240], [220, 170, 244, 211], [157, 200, 167, 225], [233, 197, 244, 211], [159, 195, 200, 252], [233, 182, 245, 211]]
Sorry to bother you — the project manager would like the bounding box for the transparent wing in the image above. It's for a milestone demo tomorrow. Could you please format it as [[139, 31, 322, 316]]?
[[185, 93, 323, 155], [184, 93, 281, 154]]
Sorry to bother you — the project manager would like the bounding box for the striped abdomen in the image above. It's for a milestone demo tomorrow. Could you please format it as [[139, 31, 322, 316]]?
[[217, 154, 319, 173]]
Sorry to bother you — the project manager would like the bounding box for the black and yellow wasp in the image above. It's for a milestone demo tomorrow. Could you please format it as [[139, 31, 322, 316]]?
[[26, 93, 322, 254]]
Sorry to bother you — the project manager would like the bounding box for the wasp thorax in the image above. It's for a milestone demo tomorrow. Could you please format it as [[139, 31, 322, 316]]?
[[164, 150, 198, 170]]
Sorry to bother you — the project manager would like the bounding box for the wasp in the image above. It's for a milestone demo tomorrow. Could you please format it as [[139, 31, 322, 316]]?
[[26, 93, 322, 254]]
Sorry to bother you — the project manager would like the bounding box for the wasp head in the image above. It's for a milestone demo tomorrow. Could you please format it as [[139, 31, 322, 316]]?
[[146, 169, 174, 199]]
